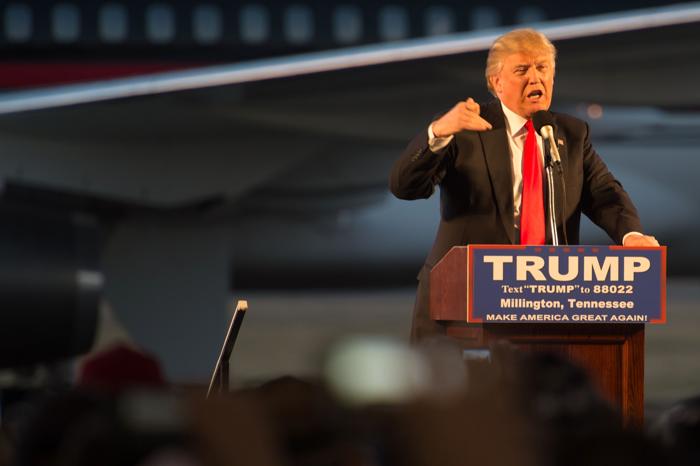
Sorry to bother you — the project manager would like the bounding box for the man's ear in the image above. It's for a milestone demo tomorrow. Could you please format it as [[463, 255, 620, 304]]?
[[489, 75, 501, 96]]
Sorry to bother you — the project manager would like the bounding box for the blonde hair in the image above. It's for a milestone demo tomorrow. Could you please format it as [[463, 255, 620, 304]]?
[[485, 28, 557, 95]]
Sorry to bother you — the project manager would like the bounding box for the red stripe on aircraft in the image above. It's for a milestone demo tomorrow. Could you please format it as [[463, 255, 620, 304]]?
[[0, 62, 207, 89]]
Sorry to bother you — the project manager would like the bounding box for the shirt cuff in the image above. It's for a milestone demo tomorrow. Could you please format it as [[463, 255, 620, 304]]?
[[428, 123, 454, 152], [622, 231, 643, 245]]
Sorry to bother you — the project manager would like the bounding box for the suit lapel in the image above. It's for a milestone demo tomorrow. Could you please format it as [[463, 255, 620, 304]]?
[[478, 101, 515, 244], [554, 132, 568, 175], [551, 114, 568, 176]]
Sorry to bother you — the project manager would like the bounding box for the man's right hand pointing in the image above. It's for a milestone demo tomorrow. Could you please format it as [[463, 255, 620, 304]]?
[[431, 98, 493, 137]]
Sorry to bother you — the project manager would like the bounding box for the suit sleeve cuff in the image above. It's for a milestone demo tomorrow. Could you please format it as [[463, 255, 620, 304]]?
[[428, 123, 454, 152]]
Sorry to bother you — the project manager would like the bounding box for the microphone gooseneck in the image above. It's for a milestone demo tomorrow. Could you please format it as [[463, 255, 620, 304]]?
[[532, 110, 568, 245]]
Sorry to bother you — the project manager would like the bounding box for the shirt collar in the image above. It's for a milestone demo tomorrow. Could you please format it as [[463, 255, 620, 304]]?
[[500, 101, 528, 137]]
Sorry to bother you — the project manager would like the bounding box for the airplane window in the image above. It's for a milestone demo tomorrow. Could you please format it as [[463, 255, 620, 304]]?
[[470, 6, 500, 30], [240, 4, 269, 44], [52, 3, 81, 43], [333, 5, 362, 44], [284, 5, 314, 45], [424, 6, 454, 36], [515, 6, 546, 24], [193, 4, 222, 44], [4, 3, 32, 42], [99, 3, 128, 43], [146, 3, 175, 43], [378, 5, 409, 41]]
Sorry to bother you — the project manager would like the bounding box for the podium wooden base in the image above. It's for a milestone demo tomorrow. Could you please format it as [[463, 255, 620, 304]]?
[[443, 322, 644, 427]]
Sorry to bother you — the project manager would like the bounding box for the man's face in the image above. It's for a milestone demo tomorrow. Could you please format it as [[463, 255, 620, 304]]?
[[490, 52, 554, 119]]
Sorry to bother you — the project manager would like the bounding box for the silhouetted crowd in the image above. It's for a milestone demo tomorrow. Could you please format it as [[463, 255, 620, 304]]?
[[0, 342, 698, 466]]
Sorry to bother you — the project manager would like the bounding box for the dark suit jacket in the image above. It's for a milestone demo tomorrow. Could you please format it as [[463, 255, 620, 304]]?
[[390, 100, 642, 340]]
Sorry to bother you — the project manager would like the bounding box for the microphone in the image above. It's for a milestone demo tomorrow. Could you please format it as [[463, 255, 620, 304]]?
[[532, 110, 561, 164]]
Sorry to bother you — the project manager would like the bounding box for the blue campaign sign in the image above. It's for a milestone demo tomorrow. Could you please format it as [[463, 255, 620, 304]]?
[[467, 245, 667, 324]]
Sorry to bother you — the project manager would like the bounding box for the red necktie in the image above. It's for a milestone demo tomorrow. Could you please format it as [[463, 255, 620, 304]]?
[[520, 120, 545, 245]]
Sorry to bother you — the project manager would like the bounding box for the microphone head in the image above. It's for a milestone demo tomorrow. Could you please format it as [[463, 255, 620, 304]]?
[[531, 110, 554, 133]]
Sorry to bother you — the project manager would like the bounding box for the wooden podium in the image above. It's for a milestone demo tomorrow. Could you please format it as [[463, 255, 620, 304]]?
[[429, 246, 663, 427]]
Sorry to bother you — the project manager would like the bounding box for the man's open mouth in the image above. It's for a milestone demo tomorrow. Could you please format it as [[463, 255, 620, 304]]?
[[527, 90, 543, 99]]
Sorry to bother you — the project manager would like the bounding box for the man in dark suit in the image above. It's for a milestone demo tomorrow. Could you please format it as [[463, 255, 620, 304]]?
[[390, 28, 659, 342]]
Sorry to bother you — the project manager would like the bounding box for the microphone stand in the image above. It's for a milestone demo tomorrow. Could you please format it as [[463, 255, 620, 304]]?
[[543, 143, 560, 246]]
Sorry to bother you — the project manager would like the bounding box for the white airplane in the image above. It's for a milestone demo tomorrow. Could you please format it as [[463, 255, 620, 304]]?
[[0, 2, 698, 380]]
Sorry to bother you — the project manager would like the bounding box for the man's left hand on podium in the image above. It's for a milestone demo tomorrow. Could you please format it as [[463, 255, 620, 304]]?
[[623, 233, 660, 247]]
